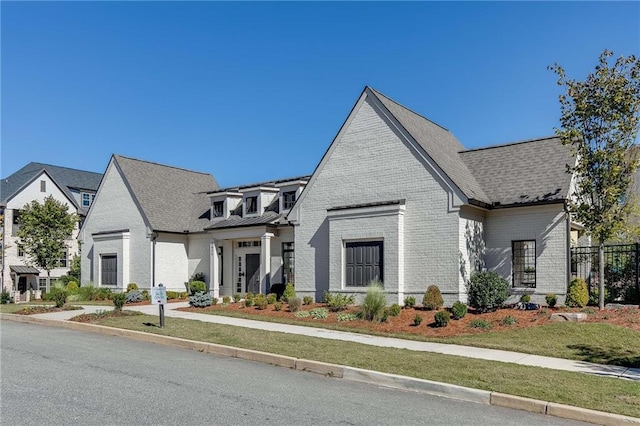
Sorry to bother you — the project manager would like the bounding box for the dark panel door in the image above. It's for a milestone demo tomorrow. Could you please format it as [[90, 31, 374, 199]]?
[[246, 253, 261, 294]]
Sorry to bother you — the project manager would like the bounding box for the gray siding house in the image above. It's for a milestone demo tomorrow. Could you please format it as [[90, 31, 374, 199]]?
[[289, 87, 575, 305]]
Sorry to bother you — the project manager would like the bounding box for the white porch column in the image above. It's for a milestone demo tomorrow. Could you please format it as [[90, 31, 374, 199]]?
[[260, 233, 274, 294], [210, 239, 220, 299]]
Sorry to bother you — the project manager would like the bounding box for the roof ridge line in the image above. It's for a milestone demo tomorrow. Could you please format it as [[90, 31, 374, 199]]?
[[114, 154, 212, 176], [28, 162, 102, 175], [367, 87, 451, 133], [460, 136, 559, 153], [212, 174, 312, 193]]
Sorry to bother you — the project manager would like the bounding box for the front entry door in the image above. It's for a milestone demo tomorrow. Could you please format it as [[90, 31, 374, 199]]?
[[246, 254, 260, 294], [18, 276, 27, 293]]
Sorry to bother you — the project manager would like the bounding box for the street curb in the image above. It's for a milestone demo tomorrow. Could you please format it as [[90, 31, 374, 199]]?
[[2, 313, 639, 425]]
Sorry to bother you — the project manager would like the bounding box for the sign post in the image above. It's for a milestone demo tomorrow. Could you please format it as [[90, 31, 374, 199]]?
[[151, 284, 167, 328]]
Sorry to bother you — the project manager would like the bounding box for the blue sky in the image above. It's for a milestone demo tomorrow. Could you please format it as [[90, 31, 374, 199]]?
[[2, 2, 639, 187]]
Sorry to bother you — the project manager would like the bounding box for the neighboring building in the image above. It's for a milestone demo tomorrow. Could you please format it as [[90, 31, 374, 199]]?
[[81, 87, 583, 305], [0, 162, 102, 296], [289, 87, 576, 305], [80, 155, 219, 292]]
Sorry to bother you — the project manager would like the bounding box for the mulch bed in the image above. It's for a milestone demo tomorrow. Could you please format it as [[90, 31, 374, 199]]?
[[70, 310, 142, 323], [13, 305, 83, 315], [179, 302, 640, 338]]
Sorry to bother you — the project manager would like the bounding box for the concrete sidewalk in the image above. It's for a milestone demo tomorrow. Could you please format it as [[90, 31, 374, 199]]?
[[32, 302, 640, 381]]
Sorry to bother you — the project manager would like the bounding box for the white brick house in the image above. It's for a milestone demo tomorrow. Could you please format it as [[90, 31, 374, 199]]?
[[1, 163, 102, 296], [288, 87, 576, 305]]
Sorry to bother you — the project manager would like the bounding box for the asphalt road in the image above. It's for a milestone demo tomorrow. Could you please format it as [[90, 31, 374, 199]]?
[[0, 321, 589, 426]]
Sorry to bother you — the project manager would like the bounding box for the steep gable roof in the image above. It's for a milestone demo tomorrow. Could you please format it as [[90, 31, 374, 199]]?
[[113, 155, 219, 233], [460, 136, 574, 207], [368, 87, 490, 204], [1, 162, 102, 211]]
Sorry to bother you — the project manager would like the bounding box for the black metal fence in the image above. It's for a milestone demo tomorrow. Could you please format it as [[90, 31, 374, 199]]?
[[570, 243, 640, 304]]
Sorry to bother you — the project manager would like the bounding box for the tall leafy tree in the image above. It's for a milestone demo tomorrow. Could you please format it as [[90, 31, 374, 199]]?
[[549, 50, 640, 309], [17, 196, 78, 286]]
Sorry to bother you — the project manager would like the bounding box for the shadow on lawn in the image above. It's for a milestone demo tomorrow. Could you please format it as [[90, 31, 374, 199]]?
[[567, 344, 640, 368]]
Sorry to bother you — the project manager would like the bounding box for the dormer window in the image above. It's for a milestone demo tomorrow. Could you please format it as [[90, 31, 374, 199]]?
[[213, 201, 224, 218], [246, 196, 258, 214], [283, 191, 296, 210]]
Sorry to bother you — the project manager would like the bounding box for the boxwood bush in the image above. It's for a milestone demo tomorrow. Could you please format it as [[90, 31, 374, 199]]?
[[434, 310, 450, 327], [467, 271, 508, 313], [423, 285, 444, 310], [566, 278, 588, 308], [188, 281, 206, 296], [451, 301, 467, 320]]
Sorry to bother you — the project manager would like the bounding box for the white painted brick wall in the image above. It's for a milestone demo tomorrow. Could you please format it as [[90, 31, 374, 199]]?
[[81, 162, 150, 289], [295, 97, 460, 302], [485, 204, 568, 304]]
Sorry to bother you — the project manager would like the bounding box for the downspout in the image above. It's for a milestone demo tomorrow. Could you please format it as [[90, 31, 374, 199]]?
[[150, 232, 157, 287], [565, 201, 571, 291]]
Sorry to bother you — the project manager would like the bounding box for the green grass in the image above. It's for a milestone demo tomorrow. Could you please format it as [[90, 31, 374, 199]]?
[[0, 302, 54, 313], [92, 314, 640, 418], [186, 308, 640, 367]]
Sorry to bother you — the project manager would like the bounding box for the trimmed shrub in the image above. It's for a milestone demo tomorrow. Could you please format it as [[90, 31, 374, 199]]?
[[324, 291, 356, 312], [141, 290, 150, 301], [267, 293, 277, 305], [282, 283, 296, 303], [303, 296, 314, 305], [212, 297, 218, 305], [520, 294, 531, 304], [467, 271, 509, 313], [388, 303, 401, 317], [179, 292, 188, 299], [434, 311, 450, 327], [413, 314, 423, 326], [51, 286, 68, 308], [403, 296, 416, 309], [126, 283, 139, 292], [244, 297, 255, 308], [189, 281, 206, 296], [65, 281, 79, 294], [112, 292, 126, 311], [126, 290, 144, 304], [337, 313, 358, 322], [254, 294, 268, 310], [470, 319, 492, 329], [451, 301, 467, 320], [310, 308, 329, 319], [233, 293, 242, 303], [360, 282, 387, 322], [223, 296, 231, 304], [566, 278, 588, 308], [501, 315, 518, 326], [288, 296, 301, 312], [1, 290, 12, 304], [274, 302, 283, 311], [545, 293, 557, 308], [245, 292, 255, 301], [166, 291, 177, 300], [423, 285, 444, 310], [189, 291, 212, 308]]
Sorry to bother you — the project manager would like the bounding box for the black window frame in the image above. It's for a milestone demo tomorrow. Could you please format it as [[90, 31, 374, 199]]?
[[512, 240, 536, 288], [282, 191, 296, 210], [101, 254, 117, 286], [345, 241, 383, 287], [213, 201, 224, 218], [246, 196, 258, 214], [282, 242, 295, 286]]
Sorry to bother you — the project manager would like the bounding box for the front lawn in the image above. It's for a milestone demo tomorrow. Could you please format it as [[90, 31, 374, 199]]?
[[84, 313, 640, 418], [178, 303, 640, 368]]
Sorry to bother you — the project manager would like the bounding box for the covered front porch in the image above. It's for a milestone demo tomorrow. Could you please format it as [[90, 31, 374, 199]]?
[[207, 225, 294, 299], [9, 265, 41, 302]]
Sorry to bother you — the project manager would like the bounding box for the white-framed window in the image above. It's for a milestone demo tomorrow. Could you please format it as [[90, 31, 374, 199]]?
[[40, 180, 46, 192], [246, 196, 258, 214], [213, 201, 224, 218], [101, 254, 117, 286], [58, 250, 68, 268], [282, 191, 296, 210], [17, 243, 24, 257], [39, 278, 48, 292], [345, 241, 383, 287], [82, 193, 91, 207]]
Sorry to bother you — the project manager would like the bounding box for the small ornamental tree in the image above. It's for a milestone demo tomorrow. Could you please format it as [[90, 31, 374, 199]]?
[[549, 50, 640, 309], [17, 196, 78, 288]]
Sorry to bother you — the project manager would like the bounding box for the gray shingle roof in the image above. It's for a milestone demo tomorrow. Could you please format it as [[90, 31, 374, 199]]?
[[205, 211, 281, 230], [113, 155, 219, 233], [460, 137, 574, 207], [1, 162, 102, 211], [368, 88, 490, 204]]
